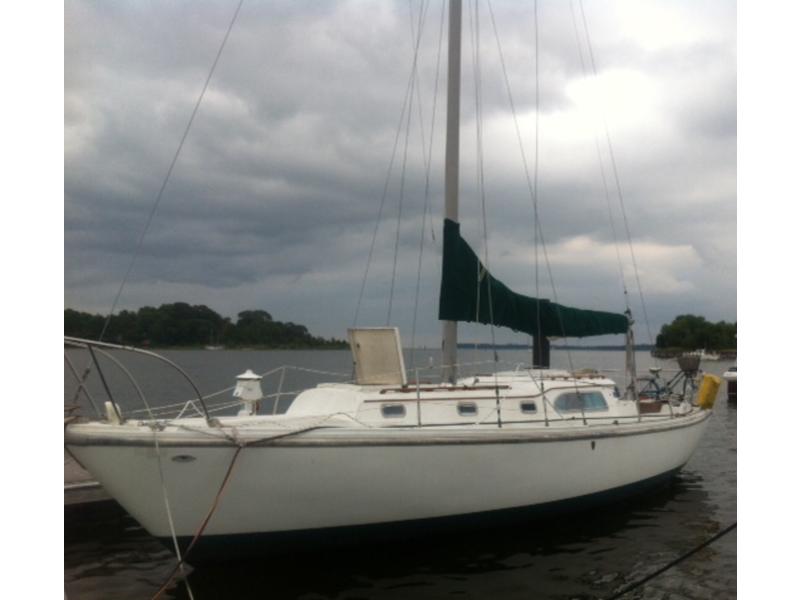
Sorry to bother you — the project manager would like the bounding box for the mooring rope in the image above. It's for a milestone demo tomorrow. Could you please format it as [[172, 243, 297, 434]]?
[[150, 445, 243, 600], [148, 415, 351, 599], [604, 522, 737, 600], [153, 433, 195, 600]]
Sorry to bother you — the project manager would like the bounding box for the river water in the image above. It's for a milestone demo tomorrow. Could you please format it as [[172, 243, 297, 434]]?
[[64, 348, 736, 599]]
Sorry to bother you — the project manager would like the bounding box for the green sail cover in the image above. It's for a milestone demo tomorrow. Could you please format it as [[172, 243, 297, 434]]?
[[438, 219, 629, 337]]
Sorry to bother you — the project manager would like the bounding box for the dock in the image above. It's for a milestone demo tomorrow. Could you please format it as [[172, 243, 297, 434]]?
[[65, 452, 109, 506]]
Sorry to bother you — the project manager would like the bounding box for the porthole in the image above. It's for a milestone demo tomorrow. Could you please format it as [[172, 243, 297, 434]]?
[[171, 455, 196, 463], [381, 404, 406, 418], [457, 402, 477, 416], [520, 401, 537, 414]]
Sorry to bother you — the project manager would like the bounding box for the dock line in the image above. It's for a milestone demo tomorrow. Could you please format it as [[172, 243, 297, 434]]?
[[604, 521, 737, 599]]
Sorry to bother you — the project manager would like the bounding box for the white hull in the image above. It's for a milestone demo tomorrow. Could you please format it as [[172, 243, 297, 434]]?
[[66, 410, 709, 540]]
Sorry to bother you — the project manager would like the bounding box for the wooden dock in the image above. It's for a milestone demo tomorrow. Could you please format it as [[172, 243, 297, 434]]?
[[64, 452, 109, 506], [65, 407, 112, 506]]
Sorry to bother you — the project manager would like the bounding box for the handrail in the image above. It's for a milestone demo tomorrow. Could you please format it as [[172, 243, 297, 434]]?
[[64, 337, 214, 425], [86, 345, 124, 423], [64, 351, 102, 418], [65, 337, 695, 428], [95, 347, 155, 420]]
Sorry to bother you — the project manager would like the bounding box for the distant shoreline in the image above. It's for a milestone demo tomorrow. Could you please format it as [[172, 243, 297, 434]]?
[[64, 341, 736, 358], [65, 343, 348, 351], [64, 304, 348, 350], [651, 348, 736, 360], [456, 343, 654, 351]]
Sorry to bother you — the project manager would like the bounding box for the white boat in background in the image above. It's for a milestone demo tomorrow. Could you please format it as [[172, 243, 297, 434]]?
[[686, 349, 721, 361], [723, 366, 737, 403], [64, 1, 719, 561]]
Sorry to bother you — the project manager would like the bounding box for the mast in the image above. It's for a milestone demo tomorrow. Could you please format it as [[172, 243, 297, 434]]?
[[442, 0, 462, 384]]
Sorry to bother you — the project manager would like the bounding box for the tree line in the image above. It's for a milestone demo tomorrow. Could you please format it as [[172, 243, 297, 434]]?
[[655, 314, 736, 351], [64, 303, 348, 349]]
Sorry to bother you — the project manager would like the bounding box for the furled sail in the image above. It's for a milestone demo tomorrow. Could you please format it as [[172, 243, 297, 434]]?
[[438, 219, 629, 337]]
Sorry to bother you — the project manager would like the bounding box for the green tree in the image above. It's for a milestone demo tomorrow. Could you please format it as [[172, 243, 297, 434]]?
[[65, 304, 346, 348], [655, 314, 737, 350]]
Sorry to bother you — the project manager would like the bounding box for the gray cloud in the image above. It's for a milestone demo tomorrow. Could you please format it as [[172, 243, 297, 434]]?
[[65, 0, 736, 345]]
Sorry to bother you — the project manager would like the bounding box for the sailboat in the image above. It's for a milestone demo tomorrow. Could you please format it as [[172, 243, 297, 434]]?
[[65, 1, 719, 560]]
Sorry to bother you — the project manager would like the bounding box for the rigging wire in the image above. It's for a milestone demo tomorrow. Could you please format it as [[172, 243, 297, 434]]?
[[353, 2, 428, 328], [484, 0, 577, 375], [568, 0, 630, 311], [569, 0, 655, 397], [410, 1, 433, 188], [576, 0, 654, 348], [532, 0, 544, 393], [101, 0, 246, 341], [388, 0, 430, 325], [353, 77, 414, 327], [527, 0, 582, 420], [484, 0, 551, 369], [485, 0, 586, 420], [533, 0, 540, 319], [70, 0, 246, 404], [410, 0, 446, 368], [469, 0, 502, 426], [466, 0, 482, 370]]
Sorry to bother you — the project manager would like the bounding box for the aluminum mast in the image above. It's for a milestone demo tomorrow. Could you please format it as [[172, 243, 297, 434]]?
[[442, 0, 462, 383]]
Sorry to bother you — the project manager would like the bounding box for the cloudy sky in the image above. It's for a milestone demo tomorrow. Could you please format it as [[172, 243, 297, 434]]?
[[64, 0, 736, 347]]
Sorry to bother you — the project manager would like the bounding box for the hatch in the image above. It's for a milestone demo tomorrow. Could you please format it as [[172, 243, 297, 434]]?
[[348, 327, 407, 386]]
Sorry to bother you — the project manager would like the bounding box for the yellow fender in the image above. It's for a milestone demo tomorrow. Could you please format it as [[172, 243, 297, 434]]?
[[697, 374, 721, 409]]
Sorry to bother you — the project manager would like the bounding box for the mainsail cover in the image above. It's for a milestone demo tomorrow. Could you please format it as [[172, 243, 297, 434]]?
[[438, 219, 629, 337]]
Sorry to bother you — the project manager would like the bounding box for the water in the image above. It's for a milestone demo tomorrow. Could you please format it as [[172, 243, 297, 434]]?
[[64, 349, 736, 599]]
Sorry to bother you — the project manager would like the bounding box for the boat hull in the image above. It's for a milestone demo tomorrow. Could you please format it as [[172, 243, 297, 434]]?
[[66, 410, 710, 556], [162, 464, 684, 560]]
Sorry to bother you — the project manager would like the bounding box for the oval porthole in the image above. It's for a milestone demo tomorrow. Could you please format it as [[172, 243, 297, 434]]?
[[171, 454, 197, 463]]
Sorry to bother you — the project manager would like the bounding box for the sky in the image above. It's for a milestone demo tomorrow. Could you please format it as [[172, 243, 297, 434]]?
[[64, 0, 736, 347]]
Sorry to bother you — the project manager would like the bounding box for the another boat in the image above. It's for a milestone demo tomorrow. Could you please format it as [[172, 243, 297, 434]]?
[[65, 1, 718, 560], [685, 348, 721, 361], [723, 366, 737, 403]]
